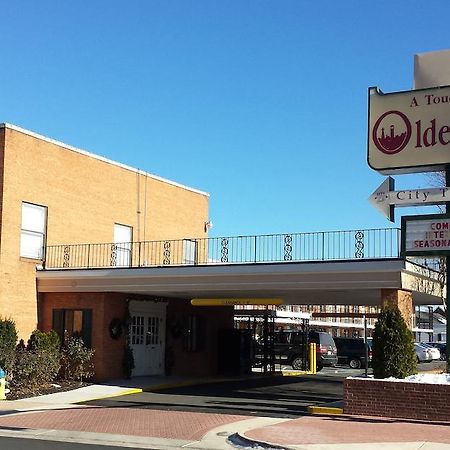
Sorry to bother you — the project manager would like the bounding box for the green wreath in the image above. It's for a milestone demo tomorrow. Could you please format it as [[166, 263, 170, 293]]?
[[109, 318, 123, 340]]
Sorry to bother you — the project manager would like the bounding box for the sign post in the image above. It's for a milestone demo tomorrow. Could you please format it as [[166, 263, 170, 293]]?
[[446, 167, 450, 373]]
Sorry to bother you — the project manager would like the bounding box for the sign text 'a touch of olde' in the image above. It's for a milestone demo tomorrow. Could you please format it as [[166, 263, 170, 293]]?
[[368, 85, 450, 174]]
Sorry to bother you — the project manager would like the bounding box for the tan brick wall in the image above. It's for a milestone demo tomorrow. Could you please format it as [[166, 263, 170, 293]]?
[[381, 289, 413, 329], [0, 128, 4, 258], [0, 126, 209, 339], [344, 378, 450, 421]]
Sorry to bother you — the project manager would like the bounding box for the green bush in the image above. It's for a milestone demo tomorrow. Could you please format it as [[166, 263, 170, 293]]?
[[11, 330, 62, 389], [0, 318, 18, 375], [12, 348, 61, 390], [60, 337, 94, 382], [27, 329, 61, 355], [372, 304, 417, 379]]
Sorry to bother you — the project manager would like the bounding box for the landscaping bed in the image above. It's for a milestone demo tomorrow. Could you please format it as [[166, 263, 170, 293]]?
[[6, 380, 91, 401]]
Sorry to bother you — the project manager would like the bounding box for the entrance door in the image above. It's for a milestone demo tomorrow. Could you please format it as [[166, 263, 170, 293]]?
[[114, 224, 132, 266], [129, 301, 166, 376]]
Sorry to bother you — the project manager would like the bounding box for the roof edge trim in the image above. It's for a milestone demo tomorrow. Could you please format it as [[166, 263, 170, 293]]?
[[0, 122, 209, 197]]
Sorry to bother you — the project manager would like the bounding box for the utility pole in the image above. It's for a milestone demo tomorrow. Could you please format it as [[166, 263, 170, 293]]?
[[446, 166, 450, 373]]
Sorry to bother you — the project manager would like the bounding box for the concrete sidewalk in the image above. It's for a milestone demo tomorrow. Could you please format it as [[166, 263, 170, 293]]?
[[0, 375, 206, 412], [0, 376, 448, 449]]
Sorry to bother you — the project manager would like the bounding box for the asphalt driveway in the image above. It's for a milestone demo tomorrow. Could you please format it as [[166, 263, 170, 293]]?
[[82, 371, 344, 418]]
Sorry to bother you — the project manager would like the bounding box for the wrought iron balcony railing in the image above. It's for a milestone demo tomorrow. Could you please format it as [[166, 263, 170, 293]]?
[[43, 228, 401, 270]]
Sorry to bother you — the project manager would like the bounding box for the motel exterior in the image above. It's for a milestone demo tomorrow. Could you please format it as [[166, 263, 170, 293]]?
[[0, 123, 443, 381]]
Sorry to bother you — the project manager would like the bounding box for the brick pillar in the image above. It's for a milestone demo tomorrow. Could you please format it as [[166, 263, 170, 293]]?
[[381, 289, 414, 329]]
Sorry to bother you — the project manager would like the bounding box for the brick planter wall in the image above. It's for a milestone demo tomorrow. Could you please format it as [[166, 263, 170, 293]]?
[[344, 377, 450, 421]]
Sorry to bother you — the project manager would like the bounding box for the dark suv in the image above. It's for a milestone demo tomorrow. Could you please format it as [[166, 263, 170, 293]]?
[[333, 337, 372, 369], [270, 330, 338, 370]]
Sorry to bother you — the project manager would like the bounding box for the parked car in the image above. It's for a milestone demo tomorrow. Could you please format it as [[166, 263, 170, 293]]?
[[424, 342, 447, 361], [266, 330, 338, 370], [414, 343, 433, 363], [333, 337, 372, 369], [419, 343, 441, 360]]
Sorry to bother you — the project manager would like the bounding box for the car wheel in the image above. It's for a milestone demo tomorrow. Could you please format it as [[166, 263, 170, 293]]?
[[291, 356, 304, 370], [416, 355, 420, 364], [349, 358, 361, 369], [316, 363, 323, 372]]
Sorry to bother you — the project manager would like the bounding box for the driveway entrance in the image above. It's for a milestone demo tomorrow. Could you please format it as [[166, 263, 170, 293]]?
[[83, 371, 344, 418]]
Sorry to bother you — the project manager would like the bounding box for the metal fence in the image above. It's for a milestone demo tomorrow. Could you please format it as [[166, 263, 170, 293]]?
[[44, 228, 401, 269]]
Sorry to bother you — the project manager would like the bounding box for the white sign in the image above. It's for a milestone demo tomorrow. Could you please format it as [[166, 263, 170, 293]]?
[[370, 177, 450, 222], [402, 216, 450, 255], [368, 85, 450, 174]]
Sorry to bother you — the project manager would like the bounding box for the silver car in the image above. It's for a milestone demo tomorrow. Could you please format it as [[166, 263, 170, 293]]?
[[414, 343, 433, 363], [419, 342, 441, 360]]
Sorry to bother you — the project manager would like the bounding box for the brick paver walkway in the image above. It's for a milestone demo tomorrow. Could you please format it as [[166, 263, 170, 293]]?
[[244, 414, 450, 446], [0, 407, 248, 441]]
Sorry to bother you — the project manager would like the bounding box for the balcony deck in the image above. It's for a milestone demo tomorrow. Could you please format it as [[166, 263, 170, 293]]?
[[44, 228, 401, 270]]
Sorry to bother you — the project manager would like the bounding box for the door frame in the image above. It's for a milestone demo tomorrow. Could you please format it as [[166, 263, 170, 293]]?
[[128, 300, 167, 376]]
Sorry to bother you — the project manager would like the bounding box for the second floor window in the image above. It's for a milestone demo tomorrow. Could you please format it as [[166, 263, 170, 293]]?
[[20, 202, 47, 259], [114, 223, 133, 266], [182, 239, 197, 265]]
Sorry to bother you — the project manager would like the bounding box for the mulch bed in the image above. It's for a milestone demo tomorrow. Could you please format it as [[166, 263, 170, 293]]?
[[6, 380, 91, 400]]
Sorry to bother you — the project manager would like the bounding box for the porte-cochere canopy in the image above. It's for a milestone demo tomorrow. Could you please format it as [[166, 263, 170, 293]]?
[[38, 228, 443, 307]]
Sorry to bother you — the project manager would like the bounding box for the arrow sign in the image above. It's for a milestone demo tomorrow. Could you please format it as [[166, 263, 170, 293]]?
[[369, 177, 450, 222]]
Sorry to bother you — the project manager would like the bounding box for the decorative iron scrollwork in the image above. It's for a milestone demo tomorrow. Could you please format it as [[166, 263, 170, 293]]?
[[284, 234, 293, 261], [110, 244, 117, 266], [163, 241, 171, 265], [63, 246, 70, 268], [221, 238, 229, 263], [355, 231, 364, 258]]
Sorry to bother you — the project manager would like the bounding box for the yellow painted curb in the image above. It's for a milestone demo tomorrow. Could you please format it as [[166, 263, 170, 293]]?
[[107, 388, 143, 397], [308, 405, 343, 415], [74, 388, 143, 404]]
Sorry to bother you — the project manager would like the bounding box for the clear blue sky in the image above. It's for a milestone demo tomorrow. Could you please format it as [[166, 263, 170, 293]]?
[[1, 1, 449, 237]]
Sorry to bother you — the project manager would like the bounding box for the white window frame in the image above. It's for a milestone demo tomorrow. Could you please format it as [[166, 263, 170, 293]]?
[[182, 239, 197, 265], [20, 202, 47, 259], [114, 223, 133, 266]]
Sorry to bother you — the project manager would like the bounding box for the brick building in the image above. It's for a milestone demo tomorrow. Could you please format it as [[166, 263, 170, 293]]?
[[0, 123, 230, 380]]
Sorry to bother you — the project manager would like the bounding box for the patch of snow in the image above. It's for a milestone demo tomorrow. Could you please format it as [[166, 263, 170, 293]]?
[[349, 373, 450, 384], [403, 373, 450, 384]]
